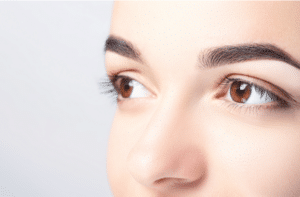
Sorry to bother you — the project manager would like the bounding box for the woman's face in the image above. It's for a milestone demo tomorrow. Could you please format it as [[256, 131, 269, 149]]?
[[105, 2, 300, 196]]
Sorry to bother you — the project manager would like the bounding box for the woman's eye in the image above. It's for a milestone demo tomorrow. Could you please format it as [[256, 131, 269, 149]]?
[[115, 76, 149, 99], [226, 80, 278, 105]]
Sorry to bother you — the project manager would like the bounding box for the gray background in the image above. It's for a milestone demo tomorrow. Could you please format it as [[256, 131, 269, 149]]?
[[0, 2, 115, 197]]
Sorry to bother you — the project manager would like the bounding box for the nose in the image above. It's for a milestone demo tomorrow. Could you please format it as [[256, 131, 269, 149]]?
[[126, 98, 207, 192]]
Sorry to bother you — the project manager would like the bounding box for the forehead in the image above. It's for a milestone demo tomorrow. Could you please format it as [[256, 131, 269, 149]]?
[[110, 2, 300, 67]]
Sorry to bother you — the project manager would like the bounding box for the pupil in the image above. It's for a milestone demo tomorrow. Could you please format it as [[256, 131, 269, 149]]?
[[124, 84, 130, 91], [237, 87, 246, 95]]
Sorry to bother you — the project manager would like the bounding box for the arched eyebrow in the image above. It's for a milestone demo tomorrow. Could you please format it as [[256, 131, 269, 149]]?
[[104, 35, 143, 63], [200, 43, 300, 70], [104, 35, 300, 70]]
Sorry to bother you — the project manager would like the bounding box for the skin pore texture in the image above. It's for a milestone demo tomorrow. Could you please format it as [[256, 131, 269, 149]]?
[[105, 2, 300, 197]]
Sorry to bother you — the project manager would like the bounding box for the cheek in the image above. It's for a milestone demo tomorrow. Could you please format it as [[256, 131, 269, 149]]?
[[205, 110, 300, 196], [247, 132, 300, 196]]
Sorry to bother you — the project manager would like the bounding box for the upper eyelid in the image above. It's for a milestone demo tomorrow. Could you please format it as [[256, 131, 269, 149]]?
[[226, 78, 270, 93], [226, 78, 279, 100], [112, 75, 135, 85], [110, 75, 132, 85], [224, 75, 294, 102]]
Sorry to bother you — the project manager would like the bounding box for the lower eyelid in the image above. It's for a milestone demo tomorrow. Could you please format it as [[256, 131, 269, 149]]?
[[228, 102, 267, 116], [219, 98, 288, 118]]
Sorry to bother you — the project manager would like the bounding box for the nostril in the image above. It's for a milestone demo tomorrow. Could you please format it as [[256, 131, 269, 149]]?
[[155, 177, 187, 185], [153, 177, 186, 190], [154, 177, 201, 190]]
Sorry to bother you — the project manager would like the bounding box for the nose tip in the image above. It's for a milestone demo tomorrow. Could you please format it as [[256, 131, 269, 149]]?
[[127, 147, 206, 191]]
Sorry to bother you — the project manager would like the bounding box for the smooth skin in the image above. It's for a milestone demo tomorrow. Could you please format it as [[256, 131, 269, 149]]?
[[105, 2, 300, 197]]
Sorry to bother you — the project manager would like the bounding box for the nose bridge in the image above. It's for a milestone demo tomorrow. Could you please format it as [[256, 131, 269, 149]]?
[[127, 90, 207, 190], [134, 87, 192, 149]]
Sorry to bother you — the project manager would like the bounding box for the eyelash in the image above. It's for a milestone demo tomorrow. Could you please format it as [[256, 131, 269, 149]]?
[[99, 74, 294, 113], [99, 74, 132, 104]]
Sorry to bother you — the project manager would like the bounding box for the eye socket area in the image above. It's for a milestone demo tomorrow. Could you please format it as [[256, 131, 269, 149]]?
[[113, 75, 151, 100]]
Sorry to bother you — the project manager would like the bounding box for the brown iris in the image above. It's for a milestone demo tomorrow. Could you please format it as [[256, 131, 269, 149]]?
[[230, 81, 252, 103], [119, 78, 133, 98]]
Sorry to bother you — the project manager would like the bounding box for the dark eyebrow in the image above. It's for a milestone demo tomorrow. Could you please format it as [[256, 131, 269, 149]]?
[[104, 35, 300, 70], [104, 35, 143, 63], [200, 43, 300, 70]]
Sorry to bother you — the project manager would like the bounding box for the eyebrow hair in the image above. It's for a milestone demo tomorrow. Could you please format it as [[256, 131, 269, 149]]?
[[200, 43, 300, 70], [104, 35, 300, 70], [104, 35, 143, 63]]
